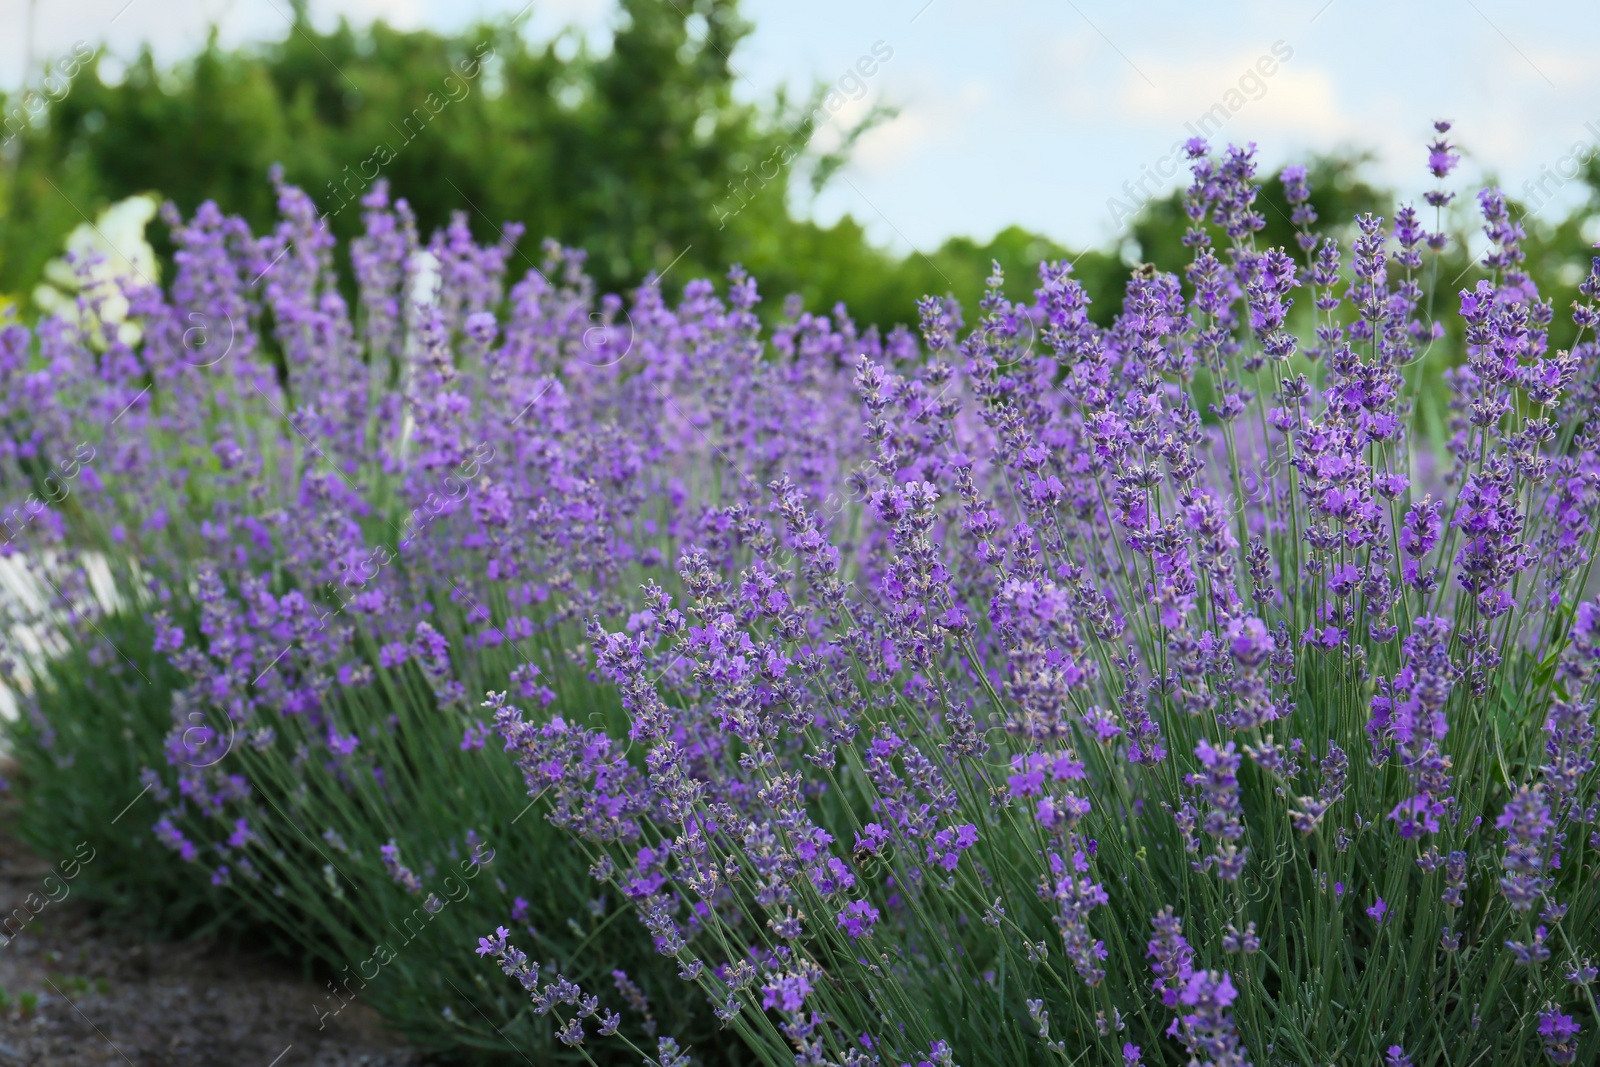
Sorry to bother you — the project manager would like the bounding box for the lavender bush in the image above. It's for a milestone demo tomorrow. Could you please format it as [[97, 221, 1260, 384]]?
[[0, 123, 1597, 1066], [476, 127, 1600, 1066], [1, 174, 876, 1058]]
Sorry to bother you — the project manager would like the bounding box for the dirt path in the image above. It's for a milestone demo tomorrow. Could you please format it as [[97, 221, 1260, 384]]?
[[0, 825, 420, 1067]]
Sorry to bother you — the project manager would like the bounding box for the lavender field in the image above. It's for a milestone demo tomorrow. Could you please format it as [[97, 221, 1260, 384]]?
[[3, 4, 1600, 1066]]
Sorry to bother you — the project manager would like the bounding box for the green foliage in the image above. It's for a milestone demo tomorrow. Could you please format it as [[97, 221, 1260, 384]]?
[[0, 1, 1137, 333], [191, 608, 719, 1062], [7, 1, 1598, 344], [3, 3, 765, 295], [5, 594, 230, 937], [4, 556, 720, 1063]]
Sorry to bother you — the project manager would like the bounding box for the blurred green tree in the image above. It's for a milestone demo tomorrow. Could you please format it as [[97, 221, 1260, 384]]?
[[2, 1, 1595, 339], [0, 1, 1123, 330]]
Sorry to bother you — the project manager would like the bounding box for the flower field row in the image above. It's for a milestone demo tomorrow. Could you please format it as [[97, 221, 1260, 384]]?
[[2, 126, 1598, 1065]]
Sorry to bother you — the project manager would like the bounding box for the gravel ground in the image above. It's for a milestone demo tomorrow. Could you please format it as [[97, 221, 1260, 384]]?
[[0, 824, 421, 1067]]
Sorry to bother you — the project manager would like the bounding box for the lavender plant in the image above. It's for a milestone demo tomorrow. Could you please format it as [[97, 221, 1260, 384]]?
[[2, 121, 1597, 1067], [1, 175, 878, 1059], [473, 128, 1600, 1065]]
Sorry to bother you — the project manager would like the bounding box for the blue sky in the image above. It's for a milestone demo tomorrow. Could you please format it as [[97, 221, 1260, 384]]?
[[6, 0, 1599, 256]]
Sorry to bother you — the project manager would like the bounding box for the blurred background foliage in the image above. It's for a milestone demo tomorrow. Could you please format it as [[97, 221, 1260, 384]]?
[[0, 0, 1598, 337]]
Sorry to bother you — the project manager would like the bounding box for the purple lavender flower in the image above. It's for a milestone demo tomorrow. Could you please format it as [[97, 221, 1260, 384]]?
[[20, 132, 1600, 1067], [1148, 908, 1194, 1008], [1428, 120, 1460, 180], [836, 900, 881, 939], [1538, 1008, 1580, 1065], [1225, 616, 1274, 668], [925, 823, 979, 872], [1186, 740, 1248, 881], [759, 973, 812, 1013], [1051, 849, 1109, 986], [1497, 785, 1554, 911], [380, 840, 423, 894], [1373, 617, 1456, 835]]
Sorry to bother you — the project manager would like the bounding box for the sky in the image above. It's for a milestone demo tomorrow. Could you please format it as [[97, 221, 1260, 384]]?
[[4, 0, 1600, 256]]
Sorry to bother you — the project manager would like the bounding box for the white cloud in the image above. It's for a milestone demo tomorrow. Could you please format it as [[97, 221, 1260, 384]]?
[[846, 77, 989, 177], [1111, 51, 1362, 146], [9, 0, 1600, 254], [851, 104, 934, 172]]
